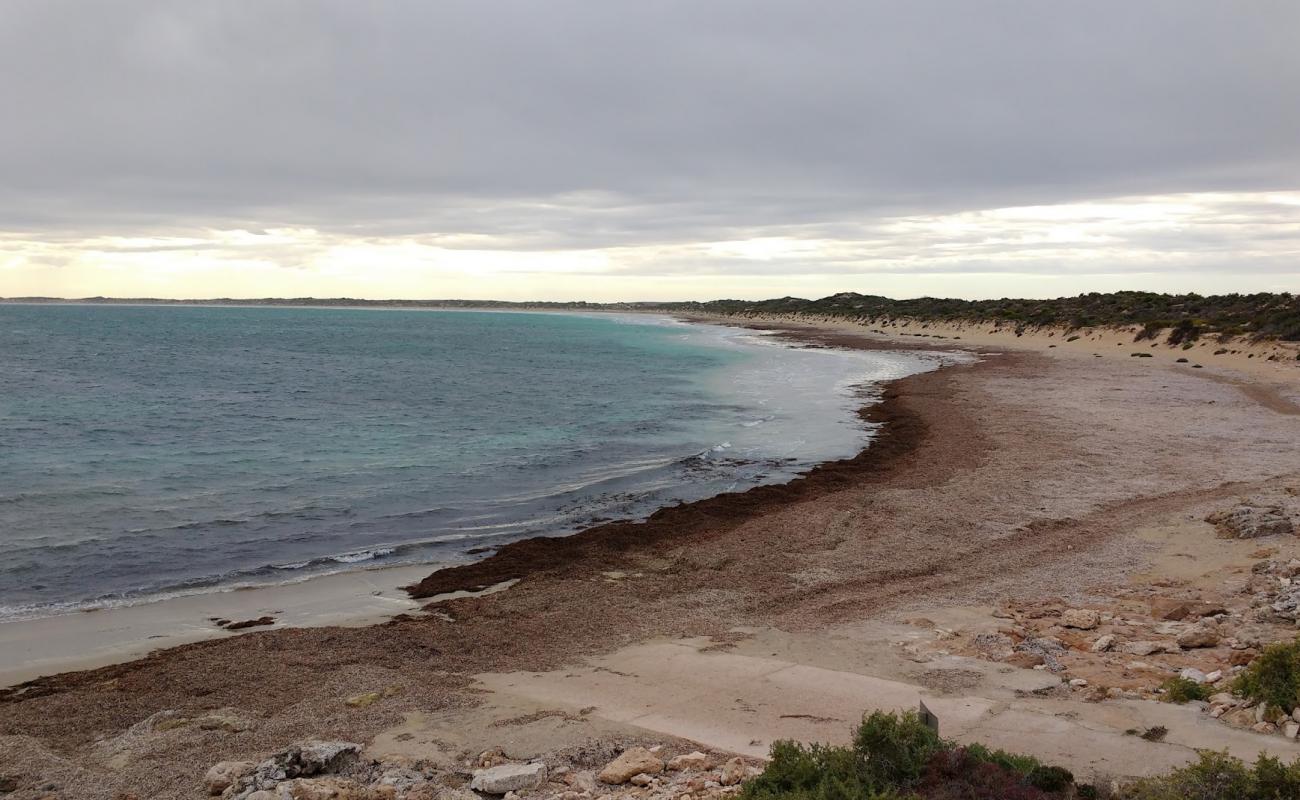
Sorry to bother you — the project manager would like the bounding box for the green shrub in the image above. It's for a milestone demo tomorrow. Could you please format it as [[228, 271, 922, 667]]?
[[1160, 676, 1211, 704], [1232, 638, 1300, 714], [1119, 751, 1300, 800], [853, 711, 944, 787]]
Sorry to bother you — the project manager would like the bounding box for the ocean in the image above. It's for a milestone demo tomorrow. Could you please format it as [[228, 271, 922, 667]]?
[[0, 305, 936, 620]]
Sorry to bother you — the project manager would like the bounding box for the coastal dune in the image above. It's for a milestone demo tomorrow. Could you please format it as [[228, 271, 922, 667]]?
[[2, 319, 1299, 798]]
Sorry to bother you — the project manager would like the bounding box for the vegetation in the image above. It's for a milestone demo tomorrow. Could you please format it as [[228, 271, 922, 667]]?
[[743, 711, 1300, 799], [666, 291, 1300, 342], [742, 711, 1084, 799], [1232, 638, 1300, 715], [1159, 676, 1211, 704], [1121, 751, 1300, 800]]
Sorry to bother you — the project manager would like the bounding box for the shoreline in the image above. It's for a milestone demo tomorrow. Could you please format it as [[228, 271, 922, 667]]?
[[0, 318, 946, 689], [3, 316, 1299, 797]]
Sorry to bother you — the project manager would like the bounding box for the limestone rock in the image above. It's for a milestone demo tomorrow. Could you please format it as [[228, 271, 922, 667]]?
[[470, 763, 548, 794], [719, 758, 747, 787], [1179, 668, 1208, 684], [204, 761, 254, 795], [668, 752, 711, 771], [1060, 609, 1100, 630], [1177, 623, 1220, 649], [1286, 722, 1300, 740], [1089, 634, 1116, 653], [599, 747, 664, 785], [1208, 506, 1295, 539], [629, 773, 654, 787]]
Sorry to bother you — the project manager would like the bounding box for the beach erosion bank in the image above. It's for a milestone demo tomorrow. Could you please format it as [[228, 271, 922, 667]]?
[[2, 315, 1299, 798]]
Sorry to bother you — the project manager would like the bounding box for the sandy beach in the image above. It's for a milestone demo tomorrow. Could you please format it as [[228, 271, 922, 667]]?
[[2, 316, 1299, 798]]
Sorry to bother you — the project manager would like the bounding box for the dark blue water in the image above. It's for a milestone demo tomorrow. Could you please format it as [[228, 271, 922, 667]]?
[[0, 305, 929, 619]]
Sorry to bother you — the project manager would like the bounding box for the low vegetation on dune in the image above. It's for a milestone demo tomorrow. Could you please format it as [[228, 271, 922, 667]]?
[[742, 711, 1300, 800], [667, 291, 1300, 342]]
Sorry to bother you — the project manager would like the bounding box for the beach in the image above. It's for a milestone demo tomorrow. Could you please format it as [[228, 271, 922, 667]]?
[[2, 316, 1299, 798]]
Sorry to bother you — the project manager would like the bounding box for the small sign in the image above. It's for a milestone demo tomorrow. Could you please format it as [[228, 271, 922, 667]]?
[[918, 700, 939, 735]]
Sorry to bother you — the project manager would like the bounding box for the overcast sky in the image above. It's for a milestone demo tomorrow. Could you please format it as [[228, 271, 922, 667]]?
[[2, 1, 1298, 300]]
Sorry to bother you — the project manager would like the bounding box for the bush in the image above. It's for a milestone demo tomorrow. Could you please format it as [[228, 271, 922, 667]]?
[[1160, 676, 1211, 704], [1232, 638, 1300, 714], [854, 711, 944, 787], [743, 710, 1300, 800], [1119, 751, 1300, 799], [743, 711, 1079, 800]]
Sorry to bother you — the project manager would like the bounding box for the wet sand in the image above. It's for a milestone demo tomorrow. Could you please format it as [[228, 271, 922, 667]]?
[[2, 319, 1298, 798]]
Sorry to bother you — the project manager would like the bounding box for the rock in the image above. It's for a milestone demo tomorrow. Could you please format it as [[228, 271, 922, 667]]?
[[1014, 637, 1066, 671], [1060, 609, 1100, 630], [719, 759, 747, 787], [1230, 649, 1257, 666], [436, 790, 480, 800], [345, 692, 382, 708], [1252, 722, 1277, 734], [629, 774, 654, 787], [1209, 693, 1237, 707], [571, 771, 598, 793], [1090, 634, 1116, 653], [246, 793, 277, 800], [599, 747, 663, 785], [1223, 708, 1255, 728], [204, 761, 254, 794], [1205, 670, 1223, 684], [1207, 506, 1295, 539], [1180, 668, 1208, 684], [1149, 599, 1192, 621], [1177, 623, 1221, 649], [233, 741, 362, 796], [470, 763, 548, 794], [1120, 640, 1174, 656], [668, 752, 711, 771], [1286, 722, 1300, 740]]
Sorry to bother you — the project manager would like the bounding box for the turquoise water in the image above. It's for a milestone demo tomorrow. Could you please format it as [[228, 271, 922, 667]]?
[[0, 305, 928, 619]]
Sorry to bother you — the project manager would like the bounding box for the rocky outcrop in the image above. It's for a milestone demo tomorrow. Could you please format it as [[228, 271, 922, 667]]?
[[1207, 506, 1294, 539]]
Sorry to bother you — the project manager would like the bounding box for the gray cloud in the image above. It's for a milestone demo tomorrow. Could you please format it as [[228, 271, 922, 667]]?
[[1, 0, 1299, 254]]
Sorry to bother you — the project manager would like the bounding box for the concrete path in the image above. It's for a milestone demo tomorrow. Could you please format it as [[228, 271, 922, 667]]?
[[472, 635, 1297, 781]]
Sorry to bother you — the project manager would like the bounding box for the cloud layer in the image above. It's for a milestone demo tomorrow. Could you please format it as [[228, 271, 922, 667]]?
[[1, 1, 1298, 298]]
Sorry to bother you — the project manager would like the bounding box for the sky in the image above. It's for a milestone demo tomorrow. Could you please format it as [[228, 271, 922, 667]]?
[[1, 1, 1298, 302]]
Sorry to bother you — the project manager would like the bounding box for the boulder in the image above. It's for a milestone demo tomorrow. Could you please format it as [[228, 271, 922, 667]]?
[[1089, 634, 1116, 653], [470, 763, 548, 794], [1286, 722, 1300, 740], [1177, 623, 1220, 649], [1180, 668, 1208, 684], [599, 747, 664, 785], [629, 773, 654, 787], [1060, 609, 1100, 630], [1207, 506, 1295, 539], [668, 752, 711, 771], [204, 760, 254, 794], [719, 758, 748, 787]]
